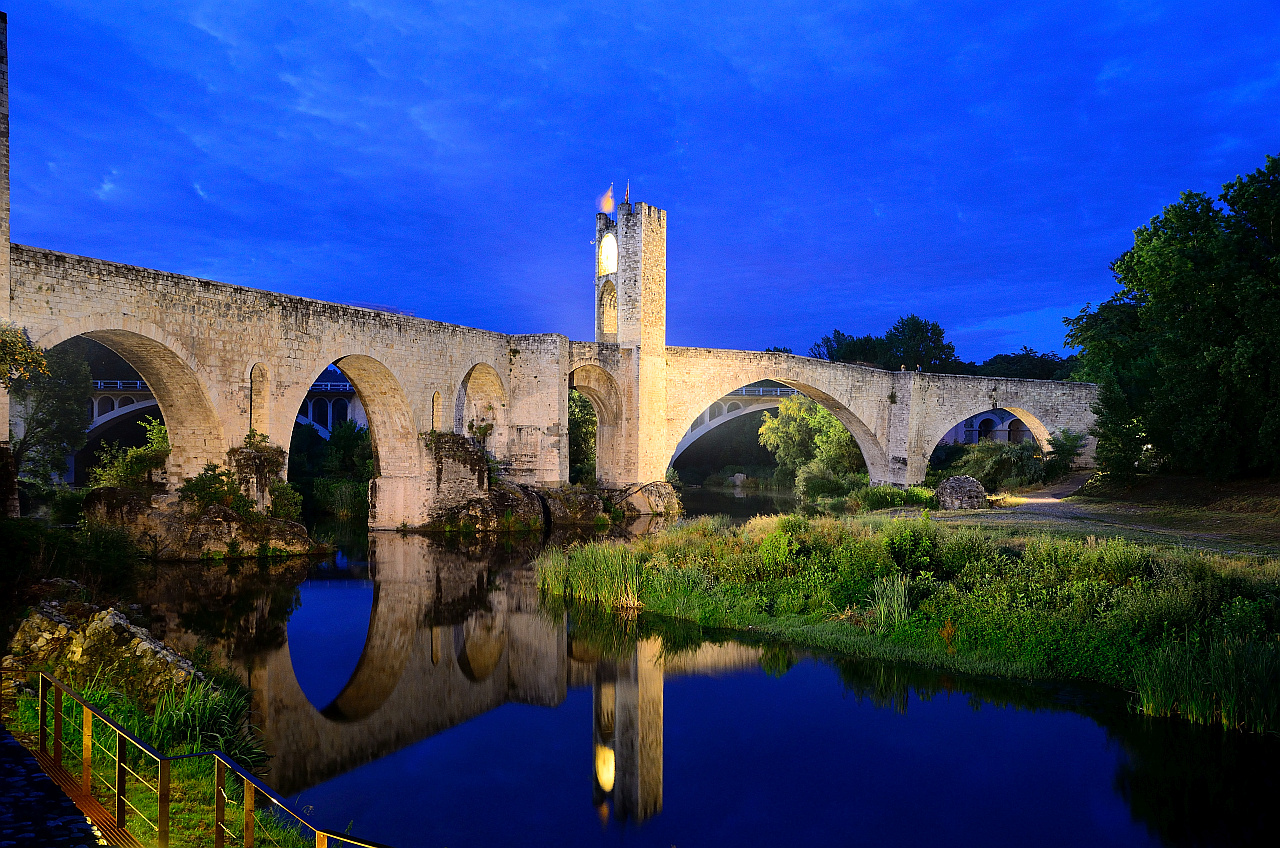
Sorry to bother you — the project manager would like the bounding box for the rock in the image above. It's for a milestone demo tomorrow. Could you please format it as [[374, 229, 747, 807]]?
[[936, 475, 987, 510], [611, 481, 682, 519], [428, 477, 546, 532], [541, 488, 608, 526], [83, 486, 316, 560], [732, 473, 747, 486]]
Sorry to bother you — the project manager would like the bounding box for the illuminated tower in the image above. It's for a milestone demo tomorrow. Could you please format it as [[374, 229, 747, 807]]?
[[594, 202, 668, 483]]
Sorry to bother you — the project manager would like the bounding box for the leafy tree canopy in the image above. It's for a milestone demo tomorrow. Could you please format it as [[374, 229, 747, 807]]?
[[1066, 153, 1280, 478], [809, 315, 963, 372], [9, 345, 92, 481], [0, 322, 47, 391], [568, 389, 597, 484], [758, 395, 864, 486]]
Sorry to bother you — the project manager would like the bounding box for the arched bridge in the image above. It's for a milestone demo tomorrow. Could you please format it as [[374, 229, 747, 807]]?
[[0, 19, 1097, 527]]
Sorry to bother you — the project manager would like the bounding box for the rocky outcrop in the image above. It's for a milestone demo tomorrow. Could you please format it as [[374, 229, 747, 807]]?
[[936, 475, 987, 510], [4, 604, 203, 707], [541, 487, 608, 526], [426, 476, 546, 532], [611, 481, 682, 519], [83, 487, 316, 559]]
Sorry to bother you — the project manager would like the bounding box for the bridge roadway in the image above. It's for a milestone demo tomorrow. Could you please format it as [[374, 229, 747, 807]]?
[[0, 18, 1098, 527]]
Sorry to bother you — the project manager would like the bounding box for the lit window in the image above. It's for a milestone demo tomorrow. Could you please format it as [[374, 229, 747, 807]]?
[[598, 232, 617, 276]]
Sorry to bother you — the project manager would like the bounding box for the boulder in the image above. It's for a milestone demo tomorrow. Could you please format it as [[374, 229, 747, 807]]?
[[83, 487, 316, 559], [428, 477, 545, 532], [936, 475, 987, 510], [612, 481, 682, 518], [541, 487, 608, 526]]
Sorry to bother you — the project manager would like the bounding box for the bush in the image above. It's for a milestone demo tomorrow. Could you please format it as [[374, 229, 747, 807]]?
[[178, 463, 256, 518], [268, 480, 303, 521], [89, 417, 170, 490], [954, 439, 1044, 492], [1043, 429, 1088, 482]]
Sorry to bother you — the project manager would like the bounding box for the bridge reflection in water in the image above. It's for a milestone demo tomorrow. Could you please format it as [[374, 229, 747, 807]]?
[[251, 531, 760, 823]]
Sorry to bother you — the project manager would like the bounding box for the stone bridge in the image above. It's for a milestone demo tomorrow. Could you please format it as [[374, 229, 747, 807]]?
[[0, 18, 1097, 527]]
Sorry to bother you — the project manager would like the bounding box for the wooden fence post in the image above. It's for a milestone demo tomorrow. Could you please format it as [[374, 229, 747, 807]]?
[[81, 710, 92, 795], [114, 731, 126, 827], [214, 758, 226, 848], [244, 780, 255, 848]]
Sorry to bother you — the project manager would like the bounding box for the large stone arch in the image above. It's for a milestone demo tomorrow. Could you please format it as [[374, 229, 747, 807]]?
[[35, 319, 228, 484], [284, 354, 422, 480], [662, 355, 892, 485], [569, 364, 625, 485], [455, 363, 509, 458]]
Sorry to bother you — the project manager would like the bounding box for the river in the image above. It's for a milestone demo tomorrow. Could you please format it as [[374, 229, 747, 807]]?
[[144, 525, 1279, 847]]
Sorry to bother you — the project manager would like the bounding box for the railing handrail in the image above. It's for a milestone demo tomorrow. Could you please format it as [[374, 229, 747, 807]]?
[[92, 379, 149, 391], [309, 382, 355, 393], [11, 669, 397, 848], [724, 386, 799, 397]]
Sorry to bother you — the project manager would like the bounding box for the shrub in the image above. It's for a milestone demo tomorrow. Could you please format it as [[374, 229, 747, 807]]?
[[954, 439, 1044, 492], [89, 417, 170, 489], [1043, 429, 1088, 482], [268, 480, 303, 521], [178, 463, 256, 518], [881, 517, 944, 576]]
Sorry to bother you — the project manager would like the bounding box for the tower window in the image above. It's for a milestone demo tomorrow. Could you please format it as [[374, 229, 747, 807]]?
[[598, 232, 617, 276]]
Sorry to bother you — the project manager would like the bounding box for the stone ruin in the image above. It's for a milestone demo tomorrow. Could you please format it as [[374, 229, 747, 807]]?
[[936, 475, 987, 510]]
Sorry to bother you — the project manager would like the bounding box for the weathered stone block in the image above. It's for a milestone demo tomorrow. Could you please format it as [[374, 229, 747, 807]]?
[[936, 475, 987, 510]]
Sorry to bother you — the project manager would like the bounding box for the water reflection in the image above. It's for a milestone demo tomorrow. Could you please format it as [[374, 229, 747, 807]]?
[[141, 532, 1280, 847]]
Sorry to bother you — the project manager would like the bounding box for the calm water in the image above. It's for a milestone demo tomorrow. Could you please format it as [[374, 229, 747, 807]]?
[[148, 531, 1279, 848], [678, 486, 795, 520]]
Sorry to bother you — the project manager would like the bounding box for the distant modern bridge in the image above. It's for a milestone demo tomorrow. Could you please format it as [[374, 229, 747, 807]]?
[[0, 16, 1098, 527]]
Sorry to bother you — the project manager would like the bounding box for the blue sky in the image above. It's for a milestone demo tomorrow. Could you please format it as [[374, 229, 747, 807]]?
[[8, 1, 1280, 360]]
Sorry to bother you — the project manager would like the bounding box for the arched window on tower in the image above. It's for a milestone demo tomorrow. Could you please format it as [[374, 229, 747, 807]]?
[[599, 281, 618, 336], [598, 232, 617, 276]]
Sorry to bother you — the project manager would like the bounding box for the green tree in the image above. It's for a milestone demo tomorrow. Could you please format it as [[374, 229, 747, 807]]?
[[568, 389, 597, 484], [0, 322, 47, 390], [9, 346, 93, 480], [89, 417, 170, 489], [975, 347, 1078, 380], [808, 315, 962, 372], [1066, 153, 1280, 477], [758, 395, 864, 487], [323, 420, 375, 482]]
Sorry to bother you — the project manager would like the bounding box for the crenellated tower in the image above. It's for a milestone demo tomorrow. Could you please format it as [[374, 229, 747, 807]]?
[[594, 202, 669, 483]]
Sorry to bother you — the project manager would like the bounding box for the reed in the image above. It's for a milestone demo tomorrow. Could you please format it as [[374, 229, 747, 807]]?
[[1134, 636, 1280, 734]]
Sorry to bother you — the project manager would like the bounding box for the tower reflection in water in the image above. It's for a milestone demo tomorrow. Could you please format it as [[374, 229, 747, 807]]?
[[589, 640, 663, 822]]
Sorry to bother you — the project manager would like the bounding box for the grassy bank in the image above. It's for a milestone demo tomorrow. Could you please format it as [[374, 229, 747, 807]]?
[[5, 664, 309, 848], [536, 514, 1280, 733]]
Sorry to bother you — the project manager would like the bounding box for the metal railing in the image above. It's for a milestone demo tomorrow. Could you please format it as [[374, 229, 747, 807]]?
[[725, 386, 799, 397], [92, 380, 149, 391], [10, 671, 394, 848], [308, 382, 354, 393]]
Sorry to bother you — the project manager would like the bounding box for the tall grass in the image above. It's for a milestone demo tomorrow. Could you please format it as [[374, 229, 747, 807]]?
[[536, 511, 1280, 734], [1134, 636, 1280, 734]]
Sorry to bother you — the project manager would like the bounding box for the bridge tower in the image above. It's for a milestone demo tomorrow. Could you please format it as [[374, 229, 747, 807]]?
[[595, 202, 668, 484]]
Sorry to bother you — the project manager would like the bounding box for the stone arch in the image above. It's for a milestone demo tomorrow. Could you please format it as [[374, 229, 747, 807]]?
[[317, 579, 420, 723], [36, 322, 228, 483], [665, 372, 890, 484], [455, 363, 509, 458], [924, 405, 1055, 465], [598, 280, 619, 337], [978, 416, 997, 440], [97, 396, 115, 416], [329, 355, 421, 478], [453, 609, 508, 683], [570, 364, 624, 485], [249, 362, 270, 434]]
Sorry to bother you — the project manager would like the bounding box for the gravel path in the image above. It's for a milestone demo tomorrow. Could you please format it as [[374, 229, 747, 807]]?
[[0, 727, 103, 847]]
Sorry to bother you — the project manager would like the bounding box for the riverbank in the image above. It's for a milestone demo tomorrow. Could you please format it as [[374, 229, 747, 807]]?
[[535, 512, 1280, 734]]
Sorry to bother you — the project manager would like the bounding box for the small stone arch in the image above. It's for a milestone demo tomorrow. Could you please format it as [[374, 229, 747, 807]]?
[[570, 364, 624, 485], [431, 391, 443, 431], [726, 401, 742, 413], [455, 363, 509, 458], [97, 396, 115, 416], [978, 417, 997, 440]]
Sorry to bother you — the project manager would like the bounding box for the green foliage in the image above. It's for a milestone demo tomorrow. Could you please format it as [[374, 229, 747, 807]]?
[[973, 347, 1078, 380], [535, 514, 1280, 733], [9, 344, 92, 481], [762, 345, 793, 354], [568, 388, 597, 484], [226, 430, 286, 500], [89, 417, 171, 490], [178, 463, 256, 518], [268, 480, 303, 521], [1066, 152, 1280, 478], [759, 395, 864, 491], [954, 439, 1044, 491], [665, 466, 681, 486], [0, 321, 47, 390], [323, 420, 375, 481], [1043, 429, 1088, 481], [810, 315, 962, 372]]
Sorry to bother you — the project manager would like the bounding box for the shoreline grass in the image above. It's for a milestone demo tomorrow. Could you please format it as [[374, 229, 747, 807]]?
[[536, 513, 1280, 734]]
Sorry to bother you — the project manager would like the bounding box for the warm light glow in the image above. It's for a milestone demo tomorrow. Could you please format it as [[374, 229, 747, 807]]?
[[597, 184, 615, 214], [598, 280, 618, 334], [594, 744, 616, 793], [598, 232, 617, 276]]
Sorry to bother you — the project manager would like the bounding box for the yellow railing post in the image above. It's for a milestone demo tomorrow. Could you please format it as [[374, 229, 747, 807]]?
[[158, 758, 171, 848], [244, 779, 255, 848], [114, 730, 126, 827], [317, 833, 328, 848], [38, 674, 49, 755], [52, 686, 63, 766], [214, 758, 226, 848], [82, 708, 92, 795]]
